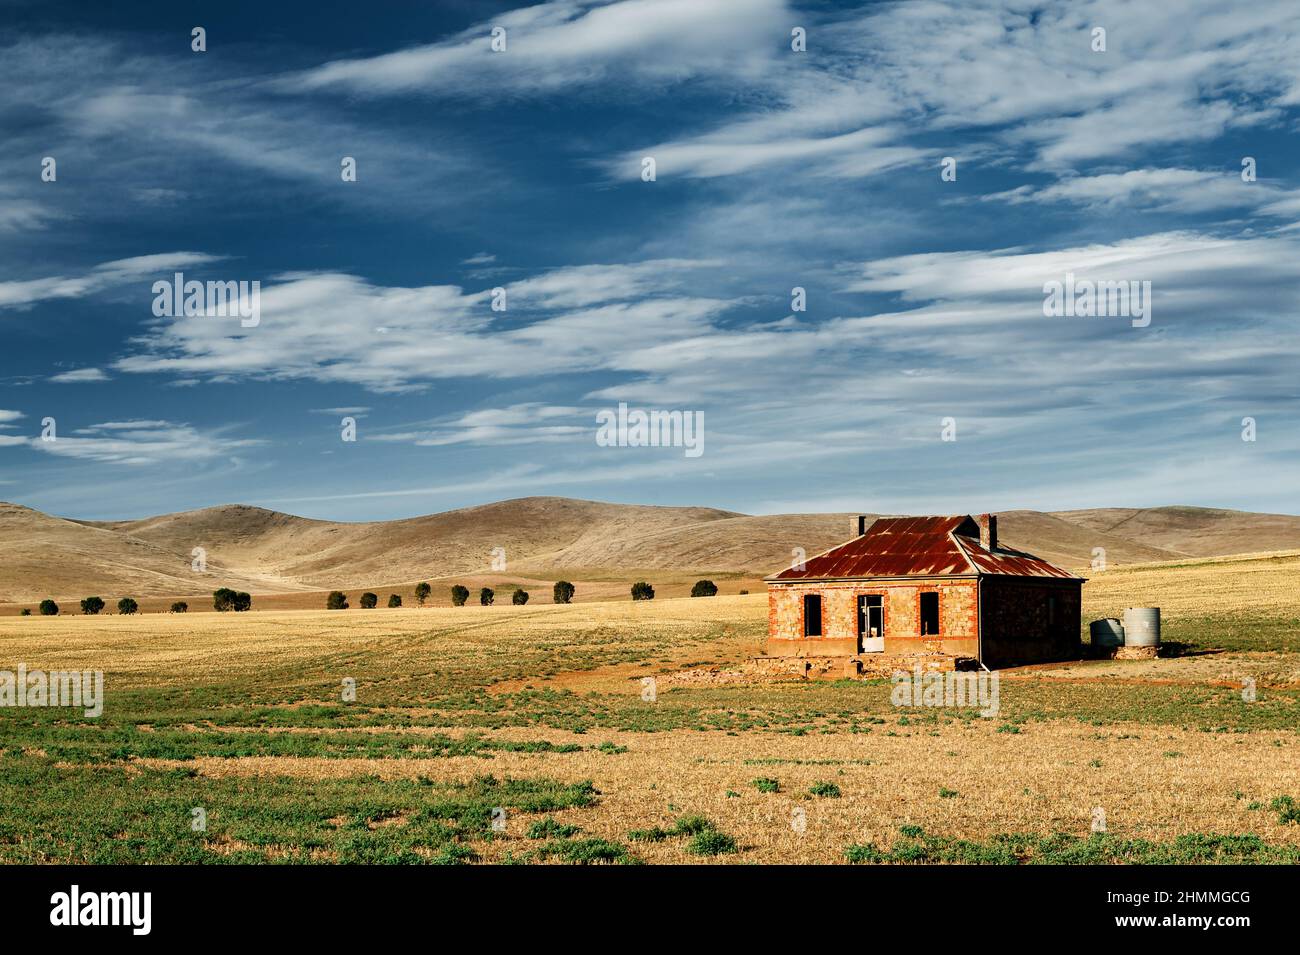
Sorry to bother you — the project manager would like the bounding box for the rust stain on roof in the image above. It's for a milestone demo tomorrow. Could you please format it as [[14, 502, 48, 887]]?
[[769, 515, 1082, 582]]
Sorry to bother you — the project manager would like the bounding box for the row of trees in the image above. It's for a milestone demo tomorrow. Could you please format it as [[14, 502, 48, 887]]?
[[24, 578, 723, 616], [29, 596, 140, 616], [323, 579, 580, 610], [325, 591, 405, 610], [25, 588, 249, 616], [632, 579, 719, 599]]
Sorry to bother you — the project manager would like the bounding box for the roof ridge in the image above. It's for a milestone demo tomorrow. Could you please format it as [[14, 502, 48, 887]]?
[[949, 531, 982, 575]]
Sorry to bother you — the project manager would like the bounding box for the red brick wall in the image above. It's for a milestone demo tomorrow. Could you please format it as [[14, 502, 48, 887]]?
[[767, 578, 979, 658]]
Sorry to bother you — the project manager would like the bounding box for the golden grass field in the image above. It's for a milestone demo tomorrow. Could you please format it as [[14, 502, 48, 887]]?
[[1, 551, 1298, 864]]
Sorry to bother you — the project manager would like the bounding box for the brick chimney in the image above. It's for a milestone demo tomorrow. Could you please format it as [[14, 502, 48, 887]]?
[[857, 515, 871, 536], [978, 513, 997, 551]]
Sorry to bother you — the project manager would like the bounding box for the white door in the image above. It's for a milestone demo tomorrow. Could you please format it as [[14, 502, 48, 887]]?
[[858, 595, 885, 652]]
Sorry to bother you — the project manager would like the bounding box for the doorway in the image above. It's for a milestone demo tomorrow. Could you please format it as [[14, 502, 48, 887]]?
[[857, 595, 884, 652]]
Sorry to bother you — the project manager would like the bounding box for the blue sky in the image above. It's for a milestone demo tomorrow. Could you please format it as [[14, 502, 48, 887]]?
[[2, 0, 1299, 520]]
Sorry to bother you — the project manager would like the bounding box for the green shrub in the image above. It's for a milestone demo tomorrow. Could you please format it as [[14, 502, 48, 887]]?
[[809, 781, 842, 798], [686, 830, 738, 856], [80, 596, 105, 615], [479, 587, 494, 606], [359, 592, 378, 609], [169, 601, 188, 613], [117, 597, 139, 615], [553, 580, 575, 604], [627, 827, 671, 842], [450, 585, 469, 607], [845, 843, 886, 863], [387, 594, 402, 608], [631, 581, 654, 601], [672, 815, 714, 836], [512, 588, 529, 605], [690, 579, 718, 597], [1271, 795, 1300, 825], [414, 581, 431, 606], [19, 608, 31, 616], [751, 777, 780, 793], [39, 599, 58, 616], [533, 838, 639, 865], [526, 817, 581, 839], [326, 591, 348, 610]]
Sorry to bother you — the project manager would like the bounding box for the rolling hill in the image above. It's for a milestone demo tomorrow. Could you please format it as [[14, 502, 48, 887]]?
[[2, 497, 1298, 603]]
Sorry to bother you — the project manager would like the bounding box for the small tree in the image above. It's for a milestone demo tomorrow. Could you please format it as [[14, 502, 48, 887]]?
[[213, 587, 237, 612], [414, 581, 431, 606], [690, 579, 718, 598], [631, 581, 655, 601], [387, 594, 402, 608], [326, 590, 349, 610], [512, 588, 529, 605], [170, 601, 189, 613], [117, 597, 139, 615], [479, 587, 494, 606], [20, 608, 31, 616], [80, 596, 105, 615], [360, 592, 378, 609], [233, 591, 251, 612], [450, 585, 469, 607], [39, 599, 59, 616], [553, 580, 575, 604]]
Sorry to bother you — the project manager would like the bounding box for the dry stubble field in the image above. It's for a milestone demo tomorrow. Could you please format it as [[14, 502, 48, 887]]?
[[2, 552, 1299, 864]]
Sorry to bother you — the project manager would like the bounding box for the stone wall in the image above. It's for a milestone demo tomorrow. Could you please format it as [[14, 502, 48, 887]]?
[[980, 578, 1083, 667], [767, 578, 979, 659]]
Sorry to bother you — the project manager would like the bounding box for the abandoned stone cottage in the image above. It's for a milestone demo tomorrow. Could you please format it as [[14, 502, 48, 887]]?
[[764, 514, 1084, 673]]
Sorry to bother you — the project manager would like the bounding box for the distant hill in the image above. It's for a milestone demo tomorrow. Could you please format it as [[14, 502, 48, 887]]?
[[2, 496, 1298, 602], [1050, 506, 1300, 558]]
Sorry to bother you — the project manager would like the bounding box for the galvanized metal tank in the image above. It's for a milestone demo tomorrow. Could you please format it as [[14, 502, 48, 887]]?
[[1122, 607, 1161, 647], [1089, 618, 1125, 648]]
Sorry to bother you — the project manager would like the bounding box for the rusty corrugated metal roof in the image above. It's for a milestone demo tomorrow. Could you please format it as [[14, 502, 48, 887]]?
[[952, 533, 1081, 579], [768, 515, 1083, 581]]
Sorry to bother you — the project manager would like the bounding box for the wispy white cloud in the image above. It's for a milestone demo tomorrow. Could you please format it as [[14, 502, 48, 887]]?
[[26, 420, 263, 466], [49, 367, 109, 383], [608, 0, 1300, 182], [372, 403, 589, 446], [113, 260, 733, 391], [0, 252, 222, 311], [283, 0, 789, 97]]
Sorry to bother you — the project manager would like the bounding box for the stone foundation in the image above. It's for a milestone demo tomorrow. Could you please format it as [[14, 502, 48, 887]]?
[[1109, 645, 1160, 660], [1086, 642, 1160, 660], [748, 652, 978, 681]]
